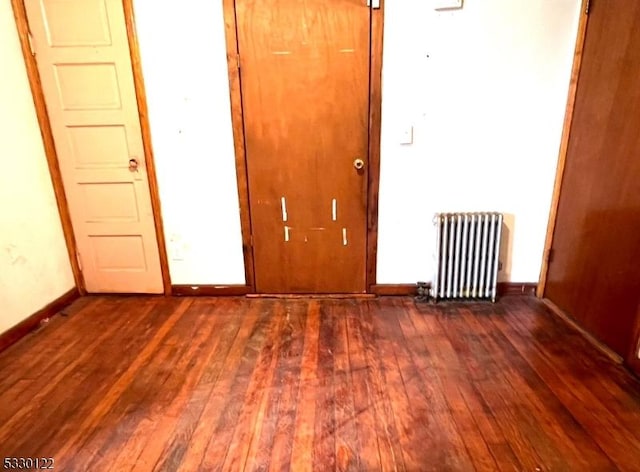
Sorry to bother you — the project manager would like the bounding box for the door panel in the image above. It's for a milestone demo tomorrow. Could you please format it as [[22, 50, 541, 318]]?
[[236, 0, 371, 293], [53, 63, 122, 109], [544, 2, 640, 357], [25, 0, 163, 293]]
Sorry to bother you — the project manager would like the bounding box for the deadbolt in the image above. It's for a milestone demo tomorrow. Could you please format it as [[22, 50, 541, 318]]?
[[353, 158, 365, 170]]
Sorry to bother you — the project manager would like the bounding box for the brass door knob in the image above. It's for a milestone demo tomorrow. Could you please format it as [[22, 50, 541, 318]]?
[[353, 158, 365, 170], [129, 158, 139, 171]]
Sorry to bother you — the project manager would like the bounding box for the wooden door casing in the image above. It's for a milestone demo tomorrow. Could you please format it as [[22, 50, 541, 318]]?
[[235, 0, 373, 293], [544, 1, 640, 358]]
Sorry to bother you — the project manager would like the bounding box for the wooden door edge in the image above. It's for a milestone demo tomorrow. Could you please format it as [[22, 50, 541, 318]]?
[[626, 307, 640, 376], [366, 0, 385, 291], [222, 0, 257, 292], [11, 0, 85, 295], [122, 0, 172, 295], [536, 1, 590, 298]]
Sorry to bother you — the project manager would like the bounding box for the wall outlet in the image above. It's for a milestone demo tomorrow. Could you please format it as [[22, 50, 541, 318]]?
[[169, 234, 185, 261], [171, 245, 184, 261], [400, 125, 413, 145]]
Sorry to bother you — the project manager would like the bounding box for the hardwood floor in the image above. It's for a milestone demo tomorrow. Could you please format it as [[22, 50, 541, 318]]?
[[0, 296, 639, 471]]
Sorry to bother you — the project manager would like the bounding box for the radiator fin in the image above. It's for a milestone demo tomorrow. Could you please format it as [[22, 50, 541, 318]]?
[[432, 212, 503, 302]]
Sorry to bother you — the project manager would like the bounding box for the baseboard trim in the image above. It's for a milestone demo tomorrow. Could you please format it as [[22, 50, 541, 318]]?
[[542, 298, 623, 364], [369, 284, 419, 296], [171, 285, 251, 296], [497, 283, 537, 296], [0, 287, 79, 354], [369, 282, 537, 297], [170, 283, 537, 298], [246, 293, 375, 299]]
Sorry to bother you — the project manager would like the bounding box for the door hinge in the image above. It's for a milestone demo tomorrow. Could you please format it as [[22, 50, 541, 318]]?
[[27, 31, 36, 56], [236, 54, 241, 69], [76, 252, 83, 271], [585, 0, 591, 15], [366, 0, 381, 9], [547, 248, 555, 265]]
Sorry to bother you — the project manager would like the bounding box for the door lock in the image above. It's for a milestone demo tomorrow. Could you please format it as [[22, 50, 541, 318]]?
[[353, 158, 365, 170]]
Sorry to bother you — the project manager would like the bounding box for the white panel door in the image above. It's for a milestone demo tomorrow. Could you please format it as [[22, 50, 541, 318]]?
[[24, 0, 163, 293]]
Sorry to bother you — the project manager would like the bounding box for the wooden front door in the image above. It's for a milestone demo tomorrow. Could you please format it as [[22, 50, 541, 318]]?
[[24, 0, 164, 293], [235, 0, 372, 293], [544, 1, 640, 363]]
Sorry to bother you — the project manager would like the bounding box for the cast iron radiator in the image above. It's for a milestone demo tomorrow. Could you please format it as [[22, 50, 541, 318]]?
[[431, 212, 503, 302]]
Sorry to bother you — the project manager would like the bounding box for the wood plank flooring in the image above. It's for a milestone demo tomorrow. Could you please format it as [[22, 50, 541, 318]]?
[[0, 295, 639, 471]]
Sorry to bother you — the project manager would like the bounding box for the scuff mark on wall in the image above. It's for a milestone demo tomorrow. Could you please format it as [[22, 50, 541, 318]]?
[[5, 244, 26, 265]]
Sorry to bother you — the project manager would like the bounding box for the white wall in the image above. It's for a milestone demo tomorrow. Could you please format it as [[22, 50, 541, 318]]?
[[377, 0, 581, 283], [133, 0, 246, 285], [0, 3, 75, 333]]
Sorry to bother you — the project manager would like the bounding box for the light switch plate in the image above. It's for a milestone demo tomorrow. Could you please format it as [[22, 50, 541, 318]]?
[[434, 0, 463, 10]]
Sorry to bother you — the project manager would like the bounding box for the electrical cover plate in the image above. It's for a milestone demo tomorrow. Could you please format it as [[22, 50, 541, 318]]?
[[434, 0, 463, 10]]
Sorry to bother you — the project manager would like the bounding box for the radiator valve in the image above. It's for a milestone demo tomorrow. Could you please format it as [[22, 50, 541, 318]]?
[[415, 281, 429, 302]]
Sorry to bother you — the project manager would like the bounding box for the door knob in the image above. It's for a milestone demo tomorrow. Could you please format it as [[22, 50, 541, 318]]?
[[128, 158, 139, 171], [353, 158, 365, 170]]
